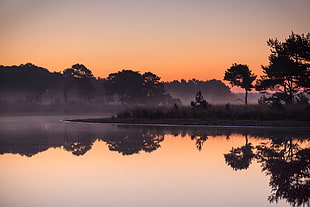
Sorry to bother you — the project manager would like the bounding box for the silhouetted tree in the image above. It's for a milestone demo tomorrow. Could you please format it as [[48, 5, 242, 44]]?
[[63, 64, 94, 79], [190, 91, 210, 108], [143, 72, 166, 105], [0, 63, 57, 104], [63, 64, 95, 102], [103, 70, 172, 105], [104, 70, 145, 105], [224, 63, 256, 105], [256, 32, 310, 104]]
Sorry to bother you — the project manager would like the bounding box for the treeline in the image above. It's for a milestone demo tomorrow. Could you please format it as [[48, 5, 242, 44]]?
[[0, 63, 236, 113], [1, 32, 309, 113], [115, 32, 310, 121], [0, 63, 106, 113]]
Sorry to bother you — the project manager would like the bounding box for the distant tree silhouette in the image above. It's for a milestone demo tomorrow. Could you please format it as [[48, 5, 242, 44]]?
[[143, 72, 166, 105], [104, 70, 145, 105], [63, 64, 94, 79], [63, 64, 95, 102], [190, 91, 210, 108], [256, 32, 310, 105], [224, 63, 256, 105], [103, 70, 173, 105], [0, 63, 181, 108], [0, 63, 62, 104]]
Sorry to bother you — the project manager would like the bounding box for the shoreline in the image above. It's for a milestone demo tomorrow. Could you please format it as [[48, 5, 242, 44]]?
[[65, 118, 310, 128]]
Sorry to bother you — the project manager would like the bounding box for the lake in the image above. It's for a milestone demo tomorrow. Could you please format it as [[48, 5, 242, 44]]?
[[0, 115, 309, 207]]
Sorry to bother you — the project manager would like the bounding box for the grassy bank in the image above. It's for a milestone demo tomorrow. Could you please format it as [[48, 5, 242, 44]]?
[[68, 117, 310, 127], [117, 104, 310, 121], [67, 104, 310, 127]]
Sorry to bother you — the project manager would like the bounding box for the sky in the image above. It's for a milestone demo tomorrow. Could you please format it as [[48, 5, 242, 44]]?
[[0, 0, 309, 81]]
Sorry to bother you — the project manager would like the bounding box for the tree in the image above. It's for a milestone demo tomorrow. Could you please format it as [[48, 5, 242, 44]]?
[[190, 91, 210, 108], [224, 63, 256, 105], [0, 63, 56, 104], [63, 64, 93, 79], [104, 70, 145, 105], [63, 64, 95, 103], [256, 32, 310, 104], [142, 72, 166, 105], [103, 70, 171, 105]]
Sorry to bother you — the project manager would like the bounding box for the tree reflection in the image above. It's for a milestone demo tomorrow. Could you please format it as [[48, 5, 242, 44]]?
[[224, 134, 255, 170], [256, 138, 310, 207], [63, 128, 96, 156], [102, 132, 164, 155], [190, 134, 208, 151], [63, 139, 94, 156]]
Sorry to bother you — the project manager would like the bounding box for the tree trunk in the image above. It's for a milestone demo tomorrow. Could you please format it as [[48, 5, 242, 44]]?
[[245, 89, 248, 106], [64, 85, 68, 103], [245, 134, 248, 145]]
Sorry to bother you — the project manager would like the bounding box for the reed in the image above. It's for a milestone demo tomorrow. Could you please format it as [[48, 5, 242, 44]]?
[[117, 104, 310, 121]]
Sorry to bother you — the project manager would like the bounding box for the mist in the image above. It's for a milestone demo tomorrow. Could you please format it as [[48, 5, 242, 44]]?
[[0, 63, 264, 115]]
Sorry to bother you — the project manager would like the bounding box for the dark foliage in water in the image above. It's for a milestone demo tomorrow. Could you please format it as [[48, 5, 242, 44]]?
[[224, 135, 255, 170], [256, 138, 310, 207]]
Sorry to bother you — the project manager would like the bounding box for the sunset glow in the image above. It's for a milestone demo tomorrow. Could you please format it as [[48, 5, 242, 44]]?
[[1, 0, 309, 81]]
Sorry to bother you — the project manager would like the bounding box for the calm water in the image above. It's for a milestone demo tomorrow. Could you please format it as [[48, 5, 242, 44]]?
[[0, 115, 309, 207]]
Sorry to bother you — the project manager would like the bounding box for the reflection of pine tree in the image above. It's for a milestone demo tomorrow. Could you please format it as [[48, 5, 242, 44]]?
[[191, 134, 208, 151], [224, 135, 255, 170], [256, 138, 310, 207]]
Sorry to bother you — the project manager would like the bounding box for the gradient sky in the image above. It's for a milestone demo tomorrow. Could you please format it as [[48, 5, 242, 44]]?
[[0, 0, 309, 81]]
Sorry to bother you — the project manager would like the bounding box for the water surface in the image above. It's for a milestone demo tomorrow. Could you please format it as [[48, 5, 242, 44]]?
[[0, 116, 309, 207]]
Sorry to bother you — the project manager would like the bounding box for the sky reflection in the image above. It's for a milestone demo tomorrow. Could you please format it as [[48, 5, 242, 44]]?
[[0, 116, 309, 207]]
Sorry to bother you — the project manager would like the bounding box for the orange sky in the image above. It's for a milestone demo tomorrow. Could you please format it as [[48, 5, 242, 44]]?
[[0, 0, 309, 82]]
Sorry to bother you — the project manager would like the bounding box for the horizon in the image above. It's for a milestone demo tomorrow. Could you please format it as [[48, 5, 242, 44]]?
[[1, 0, 309, 83]]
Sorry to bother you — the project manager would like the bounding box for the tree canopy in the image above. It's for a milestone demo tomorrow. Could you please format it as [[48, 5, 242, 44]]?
[[63, 64, 95, 103], [256, 32, 310, 104], [103, 70, 175, 105], [224, 63, 256, 105]]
